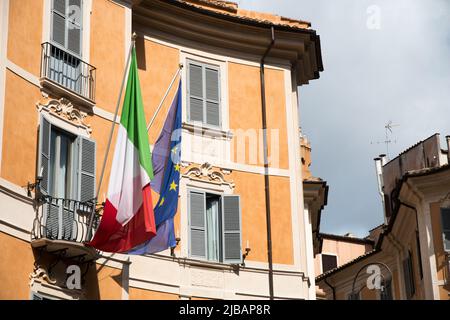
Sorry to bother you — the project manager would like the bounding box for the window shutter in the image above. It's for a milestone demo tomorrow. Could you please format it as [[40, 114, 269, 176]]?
[[188, 63, 204, 123], [31, 292, 44, 300], [403, 252, 415, 299], [205, 67, 220, 127], [67, 0, 82, 56], [38, 115, 52, 195], [52, 0, 66, 48], [189, 191, 206, 258], [380, 279, 393, 300], [77, 137, 96, 203], [403, 258, 411, 299], [348, 292, 360, 300], [441, 208, 450, 252], [222, 195, 242, 264]]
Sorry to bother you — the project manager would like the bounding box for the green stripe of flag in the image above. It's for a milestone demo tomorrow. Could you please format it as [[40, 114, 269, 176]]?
[[120, 47, 154, 179]]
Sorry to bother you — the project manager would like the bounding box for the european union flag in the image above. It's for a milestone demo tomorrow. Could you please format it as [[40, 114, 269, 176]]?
[[128, 81, 182, 254]]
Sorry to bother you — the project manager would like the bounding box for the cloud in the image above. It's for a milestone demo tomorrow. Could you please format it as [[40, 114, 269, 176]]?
[[238, 0, 450, 237]]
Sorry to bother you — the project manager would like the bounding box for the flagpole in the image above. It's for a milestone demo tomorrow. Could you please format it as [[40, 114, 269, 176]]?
[[85, 33, 137, 242], [146, 64, 183, 132]]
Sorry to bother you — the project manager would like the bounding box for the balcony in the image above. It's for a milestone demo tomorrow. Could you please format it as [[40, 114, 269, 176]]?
[[40, 42, 96, 107], [31, 195, 101, 261]]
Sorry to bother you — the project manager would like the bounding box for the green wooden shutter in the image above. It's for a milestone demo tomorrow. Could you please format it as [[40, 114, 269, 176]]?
[[77, 136, 96, 203], [441, 208, 450, 252], [205, 67, 220, 127], [38, 115, 52, 195], [222, 195, 242, 264], [189, 190, 206, 259]]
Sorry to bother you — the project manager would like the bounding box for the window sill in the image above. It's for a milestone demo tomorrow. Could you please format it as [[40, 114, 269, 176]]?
[[182, 122, 233, 139], [40, 77, 95, 109], [148, 253, 241, 271]]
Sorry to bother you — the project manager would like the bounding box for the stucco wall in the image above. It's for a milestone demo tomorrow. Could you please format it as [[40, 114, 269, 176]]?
[[0, 232, 35, 299], [1, 70, 40, 184], [90, 0, 125, 113], [7, 0, 43, 77]]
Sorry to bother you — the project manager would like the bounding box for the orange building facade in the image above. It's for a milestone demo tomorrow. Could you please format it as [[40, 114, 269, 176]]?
[[0, 0, 325, 299]]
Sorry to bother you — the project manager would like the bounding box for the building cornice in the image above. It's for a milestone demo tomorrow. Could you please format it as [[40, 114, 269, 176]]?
[[133, 0, 323, 85]]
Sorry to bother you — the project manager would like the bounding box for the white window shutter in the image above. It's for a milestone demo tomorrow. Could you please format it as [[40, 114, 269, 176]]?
[[189, 191, 206, 258], [77, 136, 96, 203], [222, 195, 242, 264], [38, 115, 52, 195]]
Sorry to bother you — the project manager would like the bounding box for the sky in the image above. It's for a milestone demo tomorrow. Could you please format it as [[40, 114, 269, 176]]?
[[238, 0, 450, 237]]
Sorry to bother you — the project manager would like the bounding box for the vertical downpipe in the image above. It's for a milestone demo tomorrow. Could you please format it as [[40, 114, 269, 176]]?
[[446, 136, 450, 164], [260, 26, 275, 300]]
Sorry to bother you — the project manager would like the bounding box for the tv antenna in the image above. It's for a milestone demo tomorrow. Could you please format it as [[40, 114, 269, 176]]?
[[371, 121, 400, 160]]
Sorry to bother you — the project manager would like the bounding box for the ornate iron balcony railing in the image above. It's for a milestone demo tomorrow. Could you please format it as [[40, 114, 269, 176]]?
[[32, 195, 100, 244], [40, 42, 96, 102]]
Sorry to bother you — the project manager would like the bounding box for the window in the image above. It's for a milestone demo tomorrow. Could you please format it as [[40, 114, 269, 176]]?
[[403, 250, 415, 299], [415, 231, 423, 279], [321, 254, 338, 273], [187, 60, 221, 128], [380, 279, 393, 300], [38, 115, 96, 240], [49, 127, 76, 199], [51, 0, 82, 57], [48, 0, 84, 95], [188, 190, 241, 264], [347, 292, 360, 300], [440, 208, 450, 252], [31, 292, 54, 300]]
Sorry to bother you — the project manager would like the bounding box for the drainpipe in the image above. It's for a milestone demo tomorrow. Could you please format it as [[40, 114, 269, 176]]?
[[260, 26, 275, 300], [374, 157, 385, 216], [324, 278, 336, 300], [446, 136, 450, 163]]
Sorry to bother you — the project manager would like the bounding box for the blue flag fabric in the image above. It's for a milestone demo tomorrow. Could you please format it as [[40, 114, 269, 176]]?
[[128, 82, 182, 254]]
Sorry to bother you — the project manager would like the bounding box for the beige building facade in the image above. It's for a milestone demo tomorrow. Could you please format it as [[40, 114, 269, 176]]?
[[316, 134, 450, 300]]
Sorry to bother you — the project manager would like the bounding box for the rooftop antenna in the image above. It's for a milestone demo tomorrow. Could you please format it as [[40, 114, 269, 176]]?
[[371, 120, 400, 160]]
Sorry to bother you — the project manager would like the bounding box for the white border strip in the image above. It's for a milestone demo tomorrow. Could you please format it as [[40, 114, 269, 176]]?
[[0, 0, 10, 174]]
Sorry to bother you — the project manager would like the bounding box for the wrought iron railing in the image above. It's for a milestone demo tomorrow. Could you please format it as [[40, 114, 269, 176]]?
[[32, 195, 100, 244], [40, 42, 96, 101]]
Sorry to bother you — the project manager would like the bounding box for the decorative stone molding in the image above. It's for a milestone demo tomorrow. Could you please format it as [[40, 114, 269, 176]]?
[[183, 162, 235, 189], [37, 97, 92, 134], [29, 266, 57, 287]]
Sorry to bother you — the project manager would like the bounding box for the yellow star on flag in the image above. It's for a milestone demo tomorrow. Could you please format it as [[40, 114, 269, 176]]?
[[171, 146, 178, 154], [159, 197, 165, 207], [169, 180, 178, 191], [174, 163, 181, 172]]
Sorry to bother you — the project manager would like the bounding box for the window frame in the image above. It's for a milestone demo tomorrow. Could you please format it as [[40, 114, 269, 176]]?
[[320, 253, 338, 274], [440, 207, 450, 253], [187, 188, 242, 264], [50, 0, 83, 58], [48, 126, 77, 200], [186, 59, 222, 129]]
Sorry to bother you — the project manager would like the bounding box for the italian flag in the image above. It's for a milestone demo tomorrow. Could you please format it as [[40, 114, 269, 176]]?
[[88, 47, 156, 253]]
